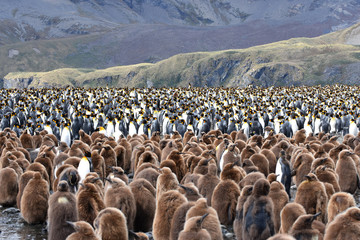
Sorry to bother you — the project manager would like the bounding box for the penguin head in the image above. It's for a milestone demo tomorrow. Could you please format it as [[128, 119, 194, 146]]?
[[57, 180, 70, 192], [304, 173, 318, 182], [252, 178, 270, 197]]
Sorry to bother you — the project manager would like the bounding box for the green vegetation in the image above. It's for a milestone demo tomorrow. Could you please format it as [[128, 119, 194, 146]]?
[[3, 23, 360, 88]]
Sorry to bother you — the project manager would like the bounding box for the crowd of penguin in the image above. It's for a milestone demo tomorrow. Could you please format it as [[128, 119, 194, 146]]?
[[0, 85, 360, 240]]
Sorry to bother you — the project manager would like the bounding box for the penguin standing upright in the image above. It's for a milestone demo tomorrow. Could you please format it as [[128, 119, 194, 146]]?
[[61, 122, 72, 147], [77, 152, 93, 183], [275, 150, 292, 199]]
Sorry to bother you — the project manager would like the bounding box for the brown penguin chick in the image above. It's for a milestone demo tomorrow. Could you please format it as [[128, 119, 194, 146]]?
[[293, 152, 315, 187], [0, 151, 17, 169], [178, 213, 211, 240], [83, 174, 105, 198], [166, 150, 186, 182], [64, 157, 81, 168], [240, 145, 257, 164], [161, 141, 178, 161], [220, 143, 240, 171], [242, 159, 259, 174], [159, 159, 177, 175], [150, 131, 161, 143], [233, 186, 253, 240], [93, 207, 128, 240], [134, 162, 159, 178], [242, 178, 275, 240], [323, 182, 335, 200], [130, 146, 146, 172], [156, 167, 179, 198], [65, 221, 100, 240], [211, 179, 240, 225], [48, 181, 78, 240], [90, 150, 105, 181], [179, 183, 202, 202], [181, 172, 202, 187], [289, 213, 322, 240], [335, 150, 359, 194], [236, 129, 248, 142], [267, 173, 278, 183], [26, 162, 50, 186], [55, 166, 80, 194], [54, 152, 70, 167], [45, 133, 59, 147], [324, 207, 360, 240], [269, 181, 289, 233], [129, 178, 156, 232], [104, 139, 118, 149], [183, 130, 195, 145], [329, 144, 349, 164], [79, 129, 92, 146], [193, 158, 213, 175], [136, 148, 159, 172], [294, 173, 328, 223], [185, 142, 204, 156], [113, 144, 126, 169], [34, 153, 53, 189], [20, 129, 35, 149], [197, 163, 220, 206], [311, 157, 335, 171], [327, 192, 356, 223], [249, 153, 269, 176], [118, 138, 132, 172], [314, 146, 329, 159], [314, 166, 340, 192], [77, 182, 105, 225], [170, 201, 196, 240], [16, 170, 36, 210], [108, 166, 128, 184], [20, 172, 49, 224], [294, 129, 306, 145], [233, 139, 246, 153], [279, 203, 306, 234], [186, 198, 223, 240], [153, 189, 187, 240], [0, 167, 19, 207], [239, 172, 266, 189], [41, 135, 56, 147], [220, 161, 245, 183], [267, 234, 296, 240], [270, 140, 289, 159], [100, 144, 117, 177], [104, 177, 136, 230], [133, 166, 160, 189], [260, 149, 276, 173], [68, 142, 84, 158], [58, 141, 70, 153]]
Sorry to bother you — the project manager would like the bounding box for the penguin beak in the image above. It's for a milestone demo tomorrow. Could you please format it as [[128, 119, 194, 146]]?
[[178, 184, 188, 191], [200, 213, 209, 224], [66, 221, 76, 229], [104, 178, 113, 183], [304, 175, 311, 181], [311, 212, 321, 221]]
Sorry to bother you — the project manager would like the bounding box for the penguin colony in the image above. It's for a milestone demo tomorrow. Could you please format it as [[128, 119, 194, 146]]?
[[0, 85, 360, 240]]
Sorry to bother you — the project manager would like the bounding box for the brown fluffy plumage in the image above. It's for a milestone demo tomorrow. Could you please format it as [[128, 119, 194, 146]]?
[[66, 221, 100, 240], [327, 192, 356, 223], [93, 207, 128, 240], [324, 207, 360, 240]]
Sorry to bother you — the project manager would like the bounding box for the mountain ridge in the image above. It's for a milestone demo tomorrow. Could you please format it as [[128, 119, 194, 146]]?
[[4, 22, 360, 88]]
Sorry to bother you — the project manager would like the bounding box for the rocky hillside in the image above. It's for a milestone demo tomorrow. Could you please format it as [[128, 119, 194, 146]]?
[[1, 0, 360, 86], [4, 23, 360, 88]]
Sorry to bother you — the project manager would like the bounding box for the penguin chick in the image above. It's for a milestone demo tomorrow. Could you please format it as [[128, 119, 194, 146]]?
[[269, 181, 289, 233], [16, 170, 36, 210], [152, 189, 187, 240], [335, 150, 359, 194], [20, 172, 49, 224], [100, 144, 117, 177], [91, 150, 105, 181], [279, 202, 306, 234], [186, 198, 223, 240], [0, 167, 19, 207], [129, 178, 156, 232], [197, 163, 220, 206], [292, 152, 314, 187], [170, 202, 196, 240], [133, 165, 160, 189], [104, 177, 136, 230], [77, 182, 105, 226], [178, 213, 211, 240], [55, 166, 80, 194], [156, 167, 179, 198], [166, 150, 186, 182], [178, 183, 202, 202], [314, 165, 340, 192], [239, 172, 266, 189], [220, 161, 245, 183], [294, 173, 328, 223], [211, 179, 240, 225], [249, 153, 269, 177], [327, 192, 356, 223], [242, 159, 259, 174], [48, 181, 78, 240], [233, 185, 253, 240], [324, 207, 360, 240], [93, 207, 128, 240], [289, 213, 322, 240], [108, 166, 129, 184], [66, 221, 100, 240], [242, 178, 275, 240]]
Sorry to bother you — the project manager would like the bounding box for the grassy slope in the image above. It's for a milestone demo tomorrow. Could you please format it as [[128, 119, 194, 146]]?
[[4, 23, 360, 88]]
